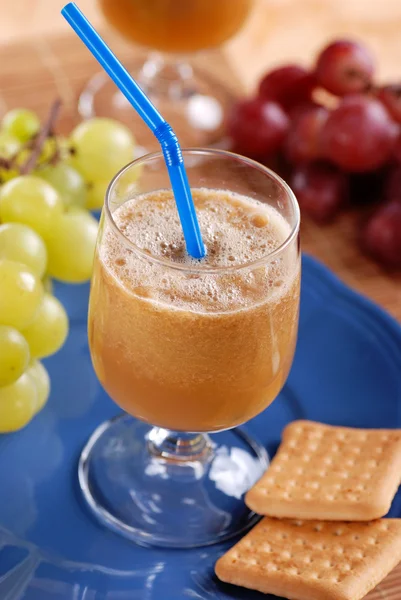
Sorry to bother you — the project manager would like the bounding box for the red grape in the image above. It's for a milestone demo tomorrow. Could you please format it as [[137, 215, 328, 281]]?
[[284, 106, 329, 163], [290, 162, 348, 222], [287, 101, 321, 122], [258, 65, 316, 110], [315, 40, 374, 96], [260, 152, 292, 180], [384, 166, 401, 203], [362, 202, 401, 267], [393, 131, 401, 163], [227, 98, 289, 156], [321, 95, 397, 172], [377, 84, 401, 124], [349, 169, 387, 206]]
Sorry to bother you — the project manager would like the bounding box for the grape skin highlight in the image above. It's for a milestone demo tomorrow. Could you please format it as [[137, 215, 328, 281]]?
[[0, 325, 30, 387], [0, 259, 43, 330]]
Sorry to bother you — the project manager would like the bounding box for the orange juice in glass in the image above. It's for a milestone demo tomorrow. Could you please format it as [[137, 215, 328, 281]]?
[[79, 0, 253, 148], [98, 0, 252, 53], [80, 149, 300, 548]]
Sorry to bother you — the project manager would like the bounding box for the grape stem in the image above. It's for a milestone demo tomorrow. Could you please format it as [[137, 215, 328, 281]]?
[[19, 99, 62, 175], [0, 100, 65, 183], [0, 157, 11, 169]]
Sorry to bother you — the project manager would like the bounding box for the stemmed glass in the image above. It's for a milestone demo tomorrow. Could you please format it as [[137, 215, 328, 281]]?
[[79, 149, 300, 548], [79, 0, 253, 150]]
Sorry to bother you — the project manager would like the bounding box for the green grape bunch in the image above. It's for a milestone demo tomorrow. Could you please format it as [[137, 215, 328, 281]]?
[[0, 101, 138, 433], [0, 258, 65, 433]]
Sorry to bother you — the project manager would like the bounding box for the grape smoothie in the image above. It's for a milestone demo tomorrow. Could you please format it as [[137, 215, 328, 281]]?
[[89, 188, 300, 432]]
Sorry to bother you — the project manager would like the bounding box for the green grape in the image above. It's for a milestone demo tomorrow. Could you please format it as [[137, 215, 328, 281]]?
[[22, 293, 68, 359], [38, 137, 58, 165], [38, 163, 86, 210], [2, 109, 40, 143], [85, 167, 141, 212], [86, 180, 108, 211], [12, 147, 30, 168], [0, 372, 37, 433], [57, 136, 73, 162], [0, 167, 20, 183], [69, 118, 135, 182], [27, 360, 50, 414], [0, 325, 30, 387], [0, 131, 20, 158], [0, 175, 64, 239], [0, 223, 47, 278], [0, 132, 20, 182], [43, 275, 53, 294], [0, 259, 43, 330], [13, 138, 58, 171], [46, 209, 98, 283]]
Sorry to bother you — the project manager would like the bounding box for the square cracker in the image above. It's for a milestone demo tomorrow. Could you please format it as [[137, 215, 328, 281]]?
[[215, 517, 401, 600], [245, 420, 401, 521]]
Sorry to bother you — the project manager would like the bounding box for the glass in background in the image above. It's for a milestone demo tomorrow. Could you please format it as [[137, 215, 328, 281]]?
[[79, 0, 253, 150]]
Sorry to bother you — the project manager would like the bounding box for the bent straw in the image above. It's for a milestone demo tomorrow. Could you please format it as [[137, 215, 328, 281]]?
[[61, 2, 206, 259]]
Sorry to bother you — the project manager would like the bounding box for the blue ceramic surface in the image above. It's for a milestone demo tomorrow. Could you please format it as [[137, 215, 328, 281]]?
[[0, 254, 400, 599]]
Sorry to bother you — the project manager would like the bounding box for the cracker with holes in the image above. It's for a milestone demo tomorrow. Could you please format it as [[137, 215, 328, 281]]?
[[245, 420, 401, 521], [215, 517, 401, 600]]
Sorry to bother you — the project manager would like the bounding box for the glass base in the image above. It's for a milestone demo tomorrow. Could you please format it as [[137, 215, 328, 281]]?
[[78, 57, 235, 151], [78, 414, 269, 548]]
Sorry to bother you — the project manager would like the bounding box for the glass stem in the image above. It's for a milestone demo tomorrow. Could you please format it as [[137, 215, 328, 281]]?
[[147, 427, 214, 464], [137, 52, 196, 101]]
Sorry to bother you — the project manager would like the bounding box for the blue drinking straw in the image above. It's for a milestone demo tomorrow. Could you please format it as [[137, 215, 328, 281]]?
[[61, 2, 206, 259]]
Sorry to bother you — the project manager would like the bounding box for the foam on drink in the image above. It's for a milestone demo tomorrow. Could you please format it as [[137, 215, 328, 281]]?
[[101, 188, 296, 313]]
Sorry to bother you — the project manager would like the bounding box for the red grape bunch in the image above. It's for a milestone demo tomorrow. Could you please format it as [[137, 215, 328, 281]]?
[[227, 39, 401, 268]]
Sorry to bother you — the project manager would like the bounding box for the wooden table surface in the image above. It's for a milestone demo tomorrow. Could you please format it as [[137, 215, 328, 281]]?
[[0, 0, 400, 322]]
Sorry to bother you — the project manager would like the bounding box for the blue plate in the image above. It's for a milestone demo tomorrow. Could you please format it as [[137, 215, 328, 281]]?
[[0, 255, 400, 599]]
